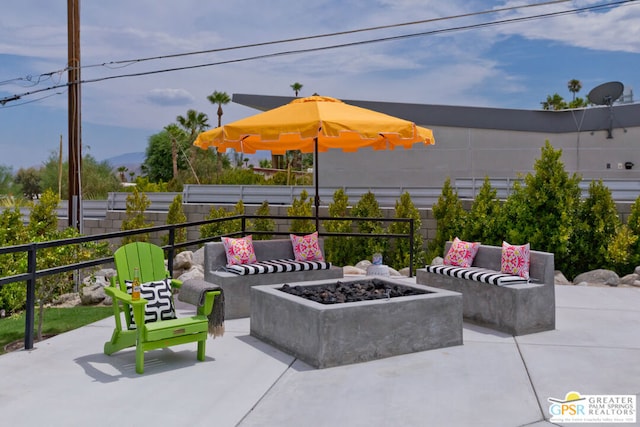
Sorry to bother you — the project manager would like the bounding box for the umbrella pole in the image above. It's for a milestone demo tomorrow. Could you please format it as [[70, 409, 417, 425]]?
[[314, 137, 320, 232]]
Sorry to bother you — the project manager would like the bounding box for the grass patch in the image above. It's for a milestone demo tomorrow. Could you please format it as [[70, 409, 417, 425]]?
[[0, 306, 113, 355]]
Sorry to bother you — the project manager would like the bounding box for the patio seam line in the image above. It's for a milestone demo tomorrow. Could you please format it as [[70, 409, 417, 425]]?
[[235, 356, 298, 427], [515, 342, 638, 351], [555, 306, 640, 313], [514, 337, 547, 425]]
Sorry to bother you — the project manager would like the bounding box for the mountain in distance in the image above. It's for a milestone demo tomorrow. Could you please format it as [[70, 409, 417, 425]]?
[[104, 152, 146, 176]]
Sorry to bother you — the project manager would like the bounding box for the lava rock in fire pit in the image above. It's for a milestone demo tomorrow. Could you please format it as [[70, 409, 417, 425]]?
[[279, 278, 428, 304]]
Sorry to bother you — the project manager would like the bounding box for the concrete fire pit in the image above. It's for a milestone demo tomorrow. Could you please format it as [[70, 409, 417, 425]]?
[[250, 277, 463, 368]]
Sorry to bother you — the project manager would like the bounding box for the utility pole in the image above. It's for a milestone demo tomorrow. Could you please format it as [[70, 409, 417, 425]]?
[[67, 0, 82, 231]]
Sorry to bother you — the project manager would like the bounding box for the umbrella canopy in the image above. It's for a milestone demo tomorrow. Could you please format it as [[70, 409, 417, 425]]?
[[194, 95, 435, 229]]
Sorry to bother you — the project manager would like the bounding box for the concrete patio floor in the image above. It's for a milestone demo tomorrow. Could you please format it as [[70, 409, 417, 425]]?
[[1, 283, 639, 427]]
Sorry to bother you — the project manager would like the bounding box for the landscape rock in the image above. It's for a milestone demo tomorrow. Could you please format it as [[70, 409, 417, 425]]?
[[343, 266, 366, 275], [192, 247, 205, 267], [174, 251, 194, 270], [572, 269, 620, 287], [554, 271, 572, 285], [355, 260, 372, 270], [176, 264, 204, 282], [619, 273, 639, 286], [52, 293, 81, 307], [398, 267, 411, 277], [430, 256, 444, 266], [80, 283, 107, 305]]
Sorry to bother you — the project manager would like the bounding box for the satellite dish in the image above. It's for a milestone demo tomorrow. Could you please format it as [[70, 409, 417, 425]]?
[[587, 81, 624, 139], [587, 81, 624, 105]]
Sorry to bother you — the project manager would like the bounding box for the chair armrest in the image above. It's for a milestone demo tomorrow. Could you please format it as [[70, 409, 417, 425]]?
[[104, 285, 149, 307], [169, 278, 183, 290]]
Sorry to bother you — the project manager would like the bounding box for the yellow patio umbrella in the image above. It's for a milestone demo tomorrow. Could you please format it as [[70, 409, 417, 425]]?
[[194, 95, 435, 229]]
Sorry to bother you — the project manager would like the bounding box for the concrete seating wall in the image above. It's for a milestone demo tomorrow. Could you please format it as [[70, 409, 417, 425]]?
[[204, 238, 343, 319], [416, 242, 555, 335]]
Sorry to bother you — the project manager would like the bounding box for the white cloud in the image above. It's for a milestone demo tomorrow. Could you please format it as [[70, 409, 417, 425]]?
[[146, 88, 195, 106]]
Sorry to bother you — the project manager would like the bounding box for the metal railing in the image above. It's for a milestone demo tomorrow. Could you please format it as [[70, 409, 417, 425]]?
[[0, 214, 414, 351], [11, 178, 640, 222]]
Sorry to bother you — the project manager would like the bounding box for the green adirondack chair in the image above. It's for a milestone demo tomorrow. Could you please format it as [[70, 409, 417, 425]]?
[[103, 242, 220, 374]]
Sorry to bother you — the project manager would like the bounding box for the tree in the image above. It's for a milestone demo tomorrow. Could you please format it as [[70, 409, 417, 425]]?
[[162, 194, 187, 245], [500, 141, 582, 278], [207, 91, 231, 127], [568, 79, 582, 101], [39, 152, 121, 199], [463, 176, 501, 245], [121, 188, 153, 244], [288, 190, 315, 233], [142, 130, 184, 183], [572, 180, 620, 273], [324, 188, 354, 266], [253, 201, 276, 240], [290, 82, 303, 97], [541, 93, 567, 111], [0, 165, 18, 196], [351, 191, 387, 263], [27, 189, 110, 340], [116, 166, 128, 183], [387, 192, 424, 271], [15, 167, 41, 200], [429, 177, 466, 260], [164, 124, 185, 180]]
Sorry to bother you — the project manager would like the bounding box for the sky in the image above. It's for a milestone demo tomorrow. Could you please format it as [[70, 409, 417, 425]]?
[[1, 0, 639, 170]]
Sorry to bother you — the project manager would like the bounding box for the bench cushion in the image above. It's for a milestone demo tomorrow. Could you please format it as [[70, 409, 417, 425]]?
[[424, 265, 529, 286], [224, 259, 332, 275]]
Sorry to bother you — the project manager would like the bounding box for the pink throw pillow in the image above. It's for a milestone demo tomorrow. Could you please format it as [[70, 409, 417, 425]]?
[[290, 232, 324, 261], [501, 241, 530, 279], [443, 237, 480, 268], [222, 235, 257, 266]]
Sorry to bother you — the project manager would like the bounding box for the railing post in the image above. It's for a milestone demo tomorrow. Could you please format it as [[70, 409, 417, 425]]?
[[409, 219, 414, 278], [167, 228, 175, 276], [24, 244, 36, 350], [241, 216, 247, 236]]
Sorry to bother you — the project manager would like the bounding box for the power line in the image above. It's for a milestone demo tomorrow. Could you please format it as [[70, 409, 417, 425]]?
[[83, 0, 576, 70], [0, 0, 636, 106]]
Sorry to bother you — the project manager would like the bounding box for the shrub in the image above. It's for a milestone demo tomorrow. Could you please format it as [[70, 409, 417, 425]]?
[[463, 176, 501, 245], [428, 177, 465, 261], [253, 200, 276, 240], [199, 200, 250, 240], [351, 191, 387, 263], [387, 192, 424, 271], [500, 141, 582, 278], [324, 189, 354, 266], [572, 180, 621, 273], [162, 194, 187, 245], [606, 224, 639, 275], [288, 190, 315, 233], [121, 188, 153, 244], [199, 206, 231, 241]]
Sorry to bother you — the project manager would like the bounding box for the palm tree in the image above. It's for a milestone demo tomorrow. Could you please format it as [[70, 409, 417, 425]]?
[[176, 110, 210, 183], [164, 124, 184, 180], [207, 91, 231, 127], [176, 109, 209, 141], [116, 166, 128, 183], [568, 79, 582, 101], [290, 82, 303, 97]]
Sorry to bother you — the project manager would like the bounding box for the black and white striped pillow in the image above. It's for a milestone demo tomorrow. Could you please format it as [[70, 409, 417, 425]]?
[[125, 278, 177, 328], [424, 265, 528, 286], [225, 259, 331, 275]]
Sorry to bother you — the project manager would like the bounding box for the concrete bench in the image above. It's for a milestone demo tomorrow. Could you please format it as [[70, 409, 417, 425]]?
[[204, 238, 343, 319], [416, 242, 555, 335]]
